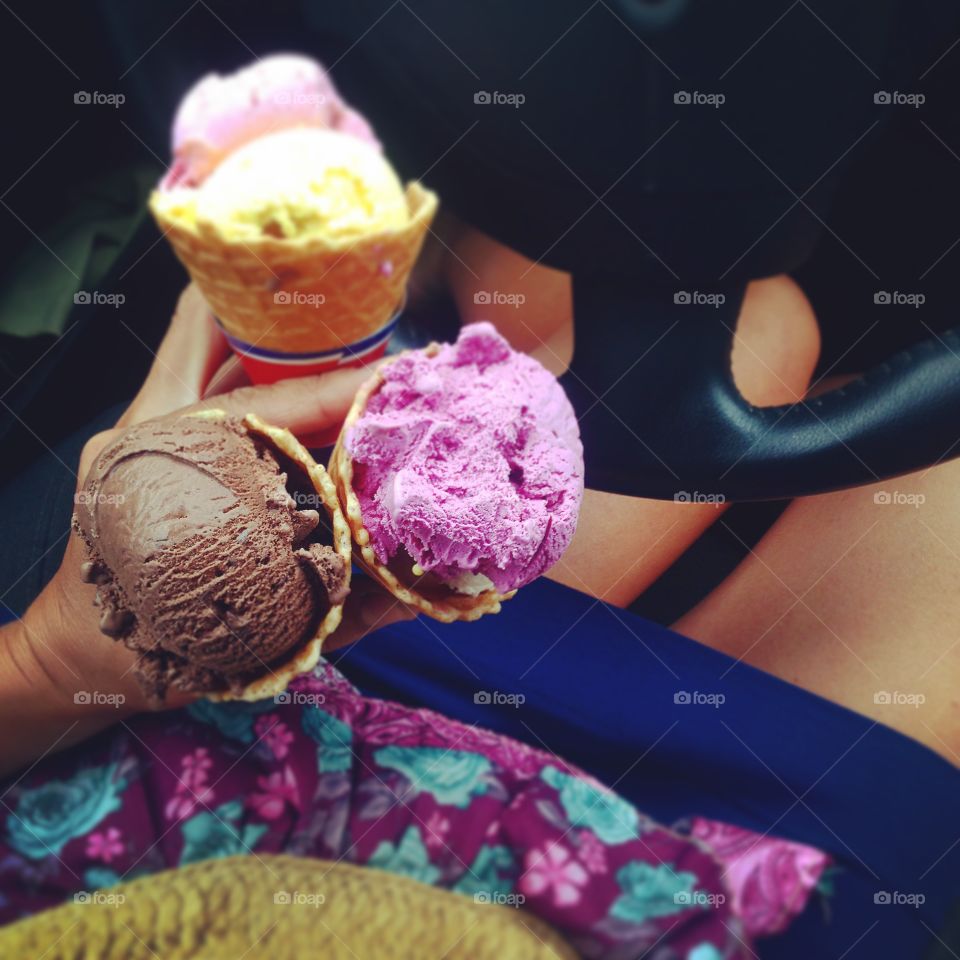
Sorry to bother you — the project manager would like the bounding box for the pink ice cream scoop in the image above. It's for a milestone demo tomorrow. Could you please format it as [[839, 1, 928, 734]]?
[[345, 323, 584, 595], [163, 53, 380, 188]]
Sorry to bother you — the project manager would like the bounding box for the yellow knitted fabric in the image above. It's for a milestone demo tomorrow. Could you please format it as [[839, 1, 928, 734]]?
[[0, 855, 574, 959]]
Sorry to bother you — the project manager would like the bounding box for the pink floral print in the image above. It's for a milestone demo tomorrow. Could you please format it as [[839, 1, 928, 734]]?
[[84, 827, 123, 863], [255, 715, 295, 760], [248, 766, 300, 821], [521, 840, 590, 907], [164, 747, 214, 822], [691, 817, 830, 937]]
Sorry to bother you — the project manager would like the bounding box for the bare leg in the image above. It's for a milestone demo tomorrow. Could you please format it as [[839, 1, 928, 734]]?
[[675, 460, 960, 762]]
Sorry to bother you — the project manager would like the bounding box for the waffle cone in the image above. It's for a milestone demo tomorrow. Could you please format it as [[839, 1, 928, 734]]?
[[328, 350, 516, 624], [150, 182, 438, 353], [186, 408, 353, 702]]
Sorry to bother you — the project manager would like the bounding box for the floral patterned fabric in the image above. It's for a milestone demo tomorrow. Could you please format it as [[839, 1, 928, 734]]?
[[0, 662, 828, 958], [689, 817, 829, 938]]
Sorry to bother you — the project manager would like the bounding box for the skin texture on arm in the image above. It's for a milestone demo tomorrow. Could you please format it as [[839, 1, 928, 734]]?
[[0, 287, 410, 778]]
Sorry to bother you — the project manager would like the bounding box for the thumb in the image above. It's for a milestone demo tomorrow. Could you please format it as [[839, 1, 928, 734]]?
[[187, 362, 382, 438]]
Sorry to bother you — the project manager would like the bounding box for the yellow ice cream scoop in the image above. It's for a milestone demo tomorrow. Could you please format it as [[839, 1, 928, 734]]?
[[154, 127, 409, 242]]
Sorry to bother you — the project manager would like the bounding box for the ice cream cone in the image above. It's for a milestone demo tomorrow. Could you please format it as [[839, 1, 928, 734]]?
[[328, 351, 516, 624], [188, 409, 353, 701], [150, 182, 437, 376]]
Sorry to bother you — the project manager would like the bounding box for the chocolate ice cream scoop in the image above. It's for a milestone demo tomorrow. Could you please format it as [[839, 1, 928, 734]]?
[[73, 410, 351, 701]]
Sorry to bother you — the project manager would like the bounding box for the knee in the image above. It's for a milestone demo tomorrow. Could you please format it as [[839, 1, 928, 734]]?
[[732, 275, 821, 406]]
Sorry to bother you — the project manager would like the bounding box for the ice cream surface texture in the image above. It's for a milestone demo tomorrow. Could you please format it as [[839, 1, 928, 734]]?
[[344, 323, 584, 594], [166, 53, 380, 187], [155, 128, 408, 243], [73, 415, 348, 700]]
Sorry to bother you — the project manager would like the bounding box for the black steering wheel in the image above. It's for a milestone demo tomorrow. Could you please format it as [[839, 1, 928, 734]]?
[[563, 279, 960, 499]]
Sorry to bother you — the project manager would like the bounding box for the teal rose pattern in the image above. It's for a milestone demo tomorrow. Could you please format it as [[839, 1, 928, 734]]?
[[301, 707, 353, 773], [7, 762, 127, 859], [186, 699, 275, 744], [688, 945, 723, 960], [368, 825, 440, 885], [453, 844, 517, 899], [541, 765, 639, 843], [180, 800, 268, 865], [83, 866, 121, 890], [611, 861, 697, 924], [374, 747, 491, 808]]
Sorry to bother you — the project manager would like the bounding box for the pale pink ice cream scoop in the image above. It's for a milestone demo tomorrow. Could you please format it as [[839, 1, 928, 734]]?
[[345, 323, 584, 594], [163, 53, 380, 188]]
